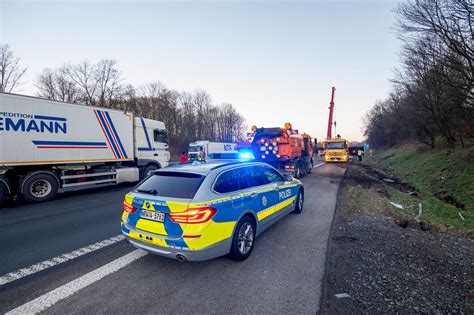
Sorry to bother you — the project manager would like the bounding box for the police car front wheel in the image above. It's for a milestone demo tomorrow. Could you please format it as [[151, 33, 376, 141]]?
[[229, 216, 256, 261]]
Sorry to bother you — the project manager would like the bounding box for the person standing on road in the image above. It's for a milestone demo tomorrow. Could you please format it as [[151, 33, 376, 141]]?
[[198, 148, 206, 162], [357, 148, 363, 161], [179, 151, 189, 163]]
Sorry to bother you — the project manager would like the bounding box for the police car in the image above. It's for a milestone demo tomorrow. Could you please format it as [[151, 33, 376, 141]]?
[[121, 160, 304, 261]]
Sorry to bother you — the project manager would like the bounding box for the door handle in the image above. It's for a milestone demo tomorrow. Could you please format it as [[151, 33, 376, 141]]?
[[274, 187, 280, 191], [250, 192, 258, 199]]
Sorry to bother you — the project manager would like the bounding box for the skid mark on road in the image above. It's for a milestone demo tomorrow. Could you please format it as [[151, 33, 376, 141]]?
[[6, 249, 147, 315], [313, 162, 325, 169], [0, 235, 124, 286]]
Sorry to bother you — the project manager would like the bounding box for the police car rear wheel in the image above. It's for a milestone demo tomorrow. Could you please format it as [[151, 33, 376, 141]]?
[[22, 173, 59, 203], [229, 216, 255, 261], [293, 189, 304, 214]]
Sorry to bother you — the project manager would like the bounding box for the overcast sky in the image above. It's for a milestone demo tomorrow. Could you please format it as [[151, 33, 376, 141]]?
[[1, 0, 401, 142]]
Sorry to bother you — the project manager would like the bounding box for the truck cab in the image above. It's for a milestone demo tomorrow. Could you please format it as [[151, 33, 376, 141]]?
[[134, 118, 170, 173], [324, 139, 349, 163]]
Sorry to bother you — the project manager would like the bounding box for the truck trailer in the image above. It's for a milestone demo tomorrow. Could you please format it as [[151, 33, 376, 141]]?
[[0, 92, 170, 204], [187, 141, 236, 160]]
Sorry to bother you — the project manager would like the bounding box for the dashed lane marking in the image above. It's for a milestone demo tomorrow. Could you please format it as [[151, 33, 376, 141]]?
[[0, 234, 124, 286], [6, 249, 147, 315], [313, 162, 325, 169]]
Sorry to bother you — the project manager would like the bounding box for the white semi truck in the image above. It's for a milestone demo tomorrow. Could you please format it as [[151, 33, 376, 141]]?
[[0, 92, 170, 204], [187, 141, 236, 160]]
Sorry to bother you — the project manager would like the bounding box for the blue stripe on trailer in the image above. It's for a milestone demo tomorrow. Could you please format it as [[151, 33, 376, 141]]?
[[140, 118, 152, 150], [33, 115, 67, 122], [104, 111, 128, 159], [137, 148, 168, 151], [32, 140, 107, 146], [100, 110, 124, 158], [97, 111, 122, 158]]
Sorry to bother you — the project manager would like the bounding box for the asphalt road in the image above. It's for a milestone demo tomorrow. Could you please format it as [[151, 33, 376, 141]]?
[[0, 163, 345, 314]]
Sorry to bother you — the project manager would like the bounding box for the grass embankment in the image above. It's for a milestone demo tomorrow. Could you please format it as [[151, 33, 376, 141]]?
[[362, 144, 473, 234]]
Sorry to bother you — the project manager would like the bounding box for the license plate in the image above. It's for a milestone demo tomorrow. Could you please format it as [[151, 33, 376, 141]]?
[[141, 210, 165, 222]]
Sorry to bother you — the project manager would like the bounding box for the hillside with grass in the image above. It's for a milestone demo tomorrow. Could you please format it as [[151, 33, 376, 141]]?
[[363, 144, 473, 234]]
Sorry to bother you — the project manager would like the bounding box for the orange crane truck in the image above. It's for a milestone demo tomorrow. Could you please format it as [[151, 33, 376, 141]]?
[[245, 123, 315, 178]]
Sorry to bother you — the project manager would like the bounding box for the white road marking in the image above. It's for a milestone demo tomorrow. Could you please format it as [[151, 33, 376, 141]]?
[[313, 162, 325, 169], [6, 249, 147, 315], [0, 234, 124, 286]]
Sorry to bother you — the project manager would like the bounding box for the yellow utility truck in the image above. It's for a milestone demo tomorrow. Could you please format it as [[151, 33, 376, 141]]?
[[324, 138, 349, 163]]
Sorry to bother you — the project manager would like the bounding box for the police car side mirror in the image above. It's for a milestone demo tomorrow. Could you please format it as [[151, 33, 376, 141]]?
[[284, 174, 293, 182]]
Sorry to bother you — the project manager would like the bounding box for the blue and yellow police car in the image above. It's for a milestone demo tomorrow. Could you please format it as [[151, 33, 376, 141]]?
[[121, 160, 304, 261]]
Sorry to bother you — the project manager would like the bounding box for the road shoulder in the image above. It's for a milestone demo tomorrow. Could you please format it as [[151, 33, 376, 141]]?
[[322, 163, 473, 314]]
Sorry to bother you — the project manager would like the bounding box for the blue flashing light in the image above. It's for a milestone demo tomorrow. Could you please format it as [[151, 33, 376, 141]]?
[[239, 152, 255, 160]]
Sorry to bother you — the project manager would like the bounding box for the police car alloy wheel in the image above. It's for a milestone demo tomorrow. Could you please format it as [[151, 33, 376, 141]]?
[[293, 189, 304, 214], [229, 216, 256, 261], [238, 222, 254, 255]]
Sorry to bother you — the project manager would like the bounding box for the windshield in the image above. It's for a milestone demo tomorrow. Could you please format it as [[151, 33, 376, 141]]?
[[326, 141, 346, 149], [253, 131, 284, 143], [135, 172, 204, 199], [188, 145, 202, 152], [153, 129, 168, 144]]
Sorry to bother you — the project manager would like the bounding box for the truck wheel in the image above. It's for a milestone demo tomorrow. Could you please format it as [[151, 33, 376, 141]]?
[[142, 164, 159, 179], [0, 182, 9, 205], [21, 173, 59, 203], [295, 166, 301, 179]]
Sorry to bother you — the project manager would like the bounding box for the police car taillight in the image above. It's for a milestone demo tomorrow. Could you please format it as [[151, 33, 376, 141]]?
[[285, 165, 295, 169], [123, 201, 137, 213], [169, 207, 217, 224]]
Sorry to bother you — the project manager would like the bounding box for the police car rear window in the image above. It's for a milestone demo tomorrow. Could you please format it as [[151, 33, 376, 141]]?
[[135, 172, 204, 199], [208, 152, 240, 159]]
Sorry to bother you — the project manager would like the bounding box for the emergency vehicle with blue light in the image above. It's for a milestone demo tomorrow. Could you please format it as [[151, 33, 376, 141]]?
[[121, 160, 304, 261], [242, 123, 315, 178]]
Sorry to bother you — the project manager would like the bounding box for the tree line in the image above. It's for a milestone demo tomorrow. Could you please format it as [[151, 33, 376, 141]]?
[[0, 47, 245, 155], [364, 0, 473, 149]]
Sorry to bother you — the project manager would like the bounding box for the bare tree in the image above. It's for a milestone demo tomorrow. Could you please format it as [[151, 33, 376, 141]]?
[[396, 0, 473, 106], [66, 60, 98, 105], [94, 59, 123, 107], [36, 66, 80, 102], [192, 90, 212, 139], [0, 44, 27, 92], [34, 60, 246, 155]]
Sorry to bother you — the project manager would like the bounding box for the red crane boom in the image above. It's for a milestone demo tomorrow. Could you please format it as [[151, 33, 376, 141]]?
[[326, 87, 336, 140]]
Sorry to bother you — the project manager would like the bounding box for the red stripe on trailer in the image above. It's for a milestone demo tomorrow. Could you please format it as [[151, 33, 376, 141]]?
[[100, 110, 125, 159], [93, 110, 117, 159], [37, 146, 108, 149]]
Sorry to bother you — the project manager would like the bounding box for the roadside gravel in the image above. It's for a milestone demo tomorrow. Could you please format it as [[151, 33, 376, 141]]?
[[322, 165, 473, 314]]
